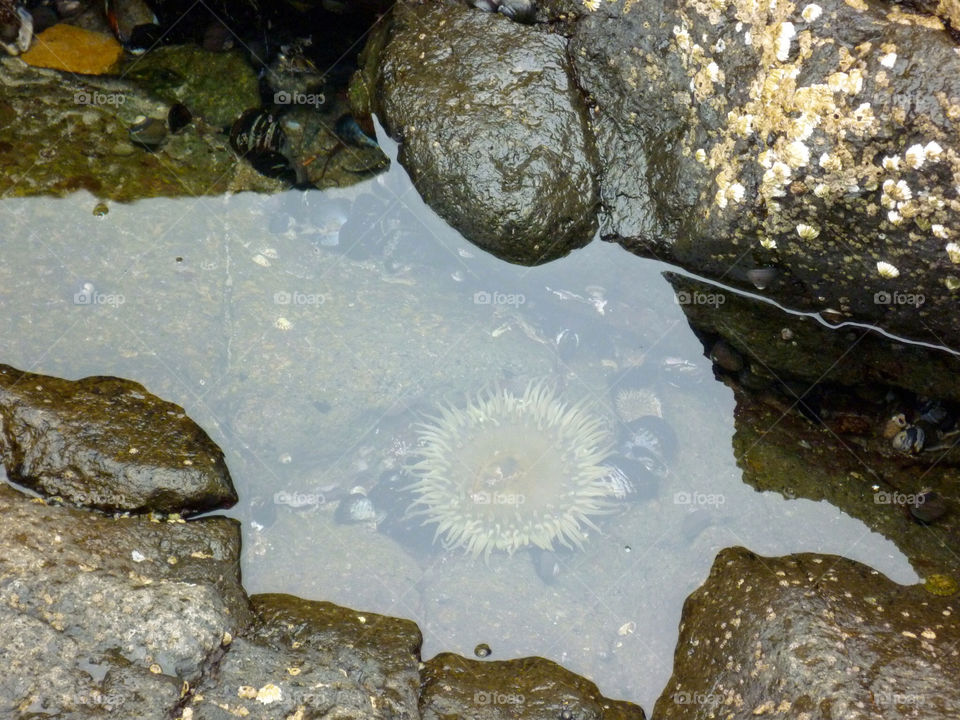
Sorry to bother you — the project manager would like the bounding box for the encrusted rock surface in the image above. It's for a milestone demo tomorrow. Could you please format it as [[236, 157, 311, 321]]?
[[0, 483, 251, 717], [421, 653, 646, 720], [190, 594, 422, 719], [0, 363, 237, 514], [654, 547, 960, 719], [570, 0, 960, 347], [371, 1, 600, 265]]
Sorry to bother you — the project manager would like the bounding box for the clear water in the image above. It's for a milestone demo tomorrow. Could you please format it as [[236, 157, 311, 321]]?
[[0, 128, 917, 710]]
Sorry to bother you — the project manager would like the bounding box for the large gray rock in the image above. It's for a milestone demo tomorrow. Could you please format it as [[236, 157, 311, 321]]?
[[372, 1, 599, 265], [0, 364, 237, 514], [654, 547, 960, 719], [0, 483, 251, 717], [421, 653, 645, 720], [189, 594, 422, 719], [570, 0, 960, 347]]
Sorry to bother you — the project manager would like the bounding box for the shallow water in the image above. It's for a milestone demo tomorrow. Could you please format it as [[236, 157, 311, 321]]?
[[0, 130, 918, 709]]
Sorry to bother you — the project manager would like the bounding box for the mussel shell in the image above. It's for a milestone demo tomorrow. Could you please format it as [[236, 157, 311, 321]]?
[[230, 108, 286, 156], [605, 454, 658, 501], [555, 329, 580, 364], [892, 425, 925, 454], [497, 0, 536, 22], [618, 415, 677, 474], [167, 102, 192, 134], [909, 489, 948, 524], [334, 491, 376, 524], [529, 547, 561, 584], [129, 116, 167, 150], [709, 339, 744, 373], [659, 356, 705, 388]]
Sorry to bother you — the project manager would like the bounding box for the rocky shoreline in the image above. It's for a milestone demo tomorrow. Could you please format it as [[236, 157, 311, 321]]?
[[1, 364, 957, 718]]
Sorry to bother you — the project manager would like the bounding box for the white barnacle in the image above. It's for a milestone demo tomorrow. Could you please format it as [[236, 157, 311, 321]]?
[[256, 684, 283, 705], [790, 112, 818, 141], [796, 223, 820, 239], [695, 148, 707, 163], [714, 38, 726, 52], [784, 140, 810, 167], [707, 61, 721, 81], [274, 317, 293, 331], [583, 0, 600, 9], [887, 210, 903, 225], [714, 189, 728, 209], [758, 149, 776, 169], [881, 155, 900, 171], [729, 182, 746, 203], [877, 261, 900, 278], [827, 70, 862, 95], [946, 242, 960, 263], [775, 22, 795, 62], [744, 30, 752, 45], [813, 183, 830, 198], [760, 237, 778, 249], [801, 3, 822, 21], [818, 152, 842, 173], [932, 224, 949, 239], [924, 141, 943, 161], [673, 25, 692, 51], [879, 52, 897, 68], [905, 143, 926, 169], [882, 179, 912, 202]]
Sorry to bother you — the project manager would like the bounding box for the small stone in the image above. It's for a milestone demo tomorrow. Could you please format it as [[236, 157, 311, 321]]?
[[21, 25, 123, 75]]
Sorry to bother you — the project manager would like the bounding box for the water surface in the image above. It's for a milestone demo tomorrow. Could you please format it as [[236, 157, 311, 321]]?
[[0, 136, 917, 709]]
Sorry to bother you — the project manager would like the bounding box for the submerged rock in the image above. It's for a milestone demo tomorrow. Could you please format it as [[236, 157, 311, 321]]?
[[21, 24, 123, 74], [655, 547, 960, 718], [421, 653, 645, 719], [190, 594, 422, 719], [0, 483, 250, 716], [371, 1, 599, 265], [571, 0, 960, 348], [0, 364, 236, 514]]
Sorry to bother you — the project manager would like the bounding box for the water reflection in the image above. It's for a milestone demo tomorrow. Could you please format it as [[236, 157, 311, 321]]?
[[0, 130, 916, 709]]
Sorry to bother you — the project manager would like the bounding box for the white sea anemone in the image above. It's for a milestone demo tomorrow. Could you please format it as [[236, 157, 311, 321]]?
[[408, 382, 617, 558]]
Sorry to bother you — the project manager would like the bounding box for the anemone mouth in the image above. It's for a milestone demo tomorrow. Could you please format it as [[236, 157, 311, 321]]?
[[408, 381, 617, 559]]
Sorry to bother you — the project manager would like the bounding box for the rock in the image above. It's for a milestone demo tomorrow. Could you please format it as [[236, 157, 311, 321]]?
[[0, 483, 251, 716], [0, 58, 285, 200], [421, 653, 645, 719], [21, 24, 123, 75], [120, 45, 259, 128], [571, 0, 960, 347], [654, 547, 960, 718], [372, 1, 599, 265], [189, 594, 422, 719], [0, 363, 237, 514]]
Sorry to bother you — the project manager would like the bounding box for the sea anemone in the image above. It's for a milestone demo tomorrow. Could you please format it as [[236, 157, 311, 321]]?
[[407, 381, 617, 558]]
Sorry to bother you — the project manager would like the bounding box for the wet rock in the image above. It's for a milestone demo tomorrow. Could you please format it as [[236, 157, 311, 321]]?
[[0, 483, 251, 716], [0, 363, 237, 514], [0, 57, 284, 200], [21, 24, 123, 74], [372, 1, 599, 265], [655, 547, 960, 718], [665, 271, 960, 405], [121, 45, 259, 128], [421, 653, 645, 719], [190, 594, 421, 719], [571, 0, 960, 348]]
